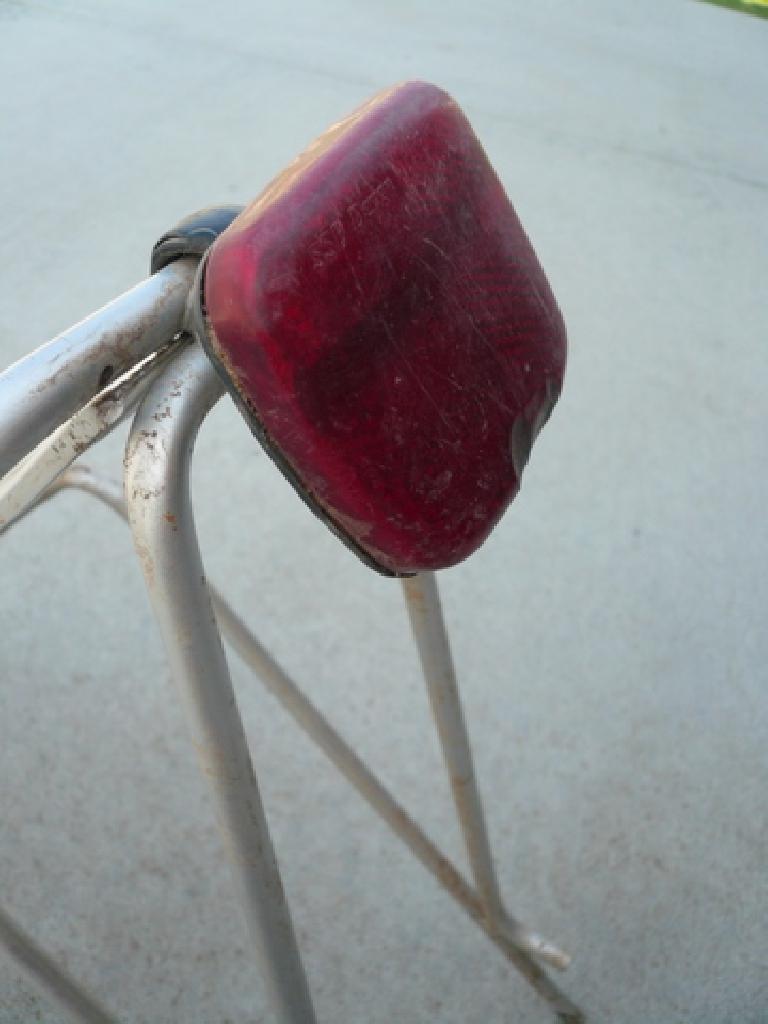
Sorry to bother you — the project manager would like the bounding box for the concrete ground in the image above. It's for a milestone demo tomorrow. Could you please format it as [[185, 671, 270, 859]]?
[[1, 1, 766, 1021]]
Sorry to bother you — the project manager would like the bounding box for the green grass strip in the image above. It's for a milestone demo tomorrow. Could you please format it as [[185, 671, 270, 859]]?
[[697, 0, 768, 18]]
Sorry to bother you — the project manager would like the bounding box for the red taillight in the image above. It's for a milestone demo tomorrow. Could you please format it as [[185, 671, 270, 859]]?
[[203, 81, 566, 575]]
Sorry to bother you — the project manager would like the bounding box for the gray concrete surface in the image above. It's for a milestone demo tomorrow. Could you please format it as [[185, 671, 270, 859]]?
[[1, 1, 767, 1021]]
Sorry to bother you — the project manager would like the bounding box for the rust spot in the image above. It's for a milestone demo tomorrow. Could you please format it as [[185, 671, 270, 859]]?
[[32, 274, 184, 396], [193, 739, 242, 782], [130, 484, 164, 500], [133, 539, 154, 586], [163, 512, 177, 528]]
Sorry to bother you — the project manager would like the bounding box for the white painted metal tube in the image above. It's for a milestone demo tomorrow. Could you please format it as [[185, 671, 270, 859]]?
[[402, 572, 571, 971], [0, 342, 180, 533], [33, 467, 582, 1022], [0, 905, 118, 1024], [211, 601, 580, 1014], [0, 260, 194, 477], [123, 342, 316, 1024], [403, 573, 506, 918]]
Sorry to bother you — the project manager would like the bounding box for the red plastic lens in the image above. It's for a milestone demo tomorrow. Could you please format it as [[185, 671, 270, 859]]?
[[203, 81, 566, 574]]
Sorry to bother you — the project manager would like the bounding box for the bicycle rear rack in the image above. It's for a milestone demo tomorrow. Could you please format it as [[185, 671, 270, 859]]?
[[0, 267, 583, 1023]]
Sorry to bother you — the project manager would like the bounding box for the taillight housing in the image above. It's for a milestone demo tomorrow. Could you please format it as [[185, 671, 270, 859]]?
[[202, 81, 566, 575]]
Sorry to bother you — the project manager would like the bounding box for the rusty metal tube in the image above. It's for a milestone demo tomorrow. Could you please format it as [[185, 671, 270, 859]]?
[[0, 260, 195, 477], [123, 341, 316, 1024], [0, 343, 180, 533]]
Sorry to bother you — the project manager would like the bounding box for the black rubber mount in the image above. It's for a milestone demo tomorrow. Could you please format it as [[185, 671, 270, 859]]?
[[150, 206, 245, 274], [188, 254, 408, 579]]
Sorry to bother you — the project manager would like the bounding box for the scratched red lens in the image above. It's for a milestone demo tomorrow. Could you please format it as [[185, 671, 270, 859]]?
[[203, 81, 566, 574]]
